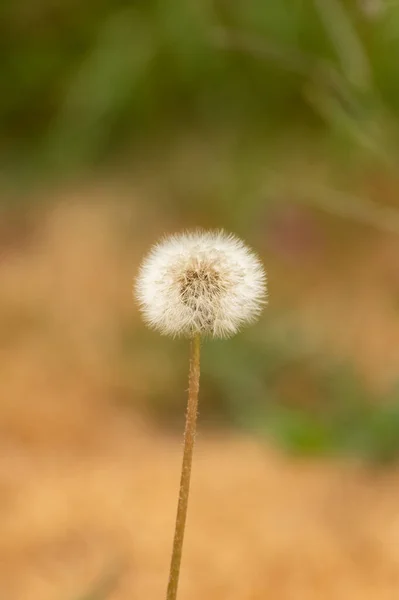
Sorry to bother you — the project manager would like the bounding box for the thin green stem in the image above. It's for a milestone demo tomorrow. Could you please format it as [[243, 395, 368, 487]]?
[[166, 334, 201, 600]]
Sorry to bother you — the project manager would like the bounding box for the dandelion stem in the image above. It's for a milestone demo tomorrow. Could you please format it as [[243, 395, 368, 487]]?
[[166, 333, 201, 600]]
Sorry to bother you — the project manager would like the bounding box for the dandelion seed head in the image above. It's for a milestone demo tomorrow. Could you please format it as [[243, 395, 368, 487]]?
[[134, 230, 267, 338]]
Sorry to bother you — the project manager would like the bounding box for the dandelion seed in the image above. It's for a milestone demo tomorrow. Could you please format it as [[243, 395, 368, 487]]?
[[135, 230, 267, 338]]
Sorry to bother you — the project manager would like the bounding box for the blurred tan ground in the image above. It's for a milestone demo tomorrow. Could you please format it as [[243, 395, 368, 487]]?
[[2, 187, 399, 599]]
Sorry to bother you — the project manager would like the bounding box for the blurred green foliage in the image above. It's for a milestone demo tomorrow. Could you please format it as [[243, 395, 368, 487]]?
[[121, 317, 399, 465], [3, 0, 399, 464], [202, 325, 399, 464], [1, 0, 399, 171]]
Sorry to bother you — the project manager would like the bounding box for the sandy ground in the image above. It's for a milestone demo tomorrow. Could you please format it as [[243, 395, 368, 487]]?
[[2, 192, 399, 599], [2, 419, 399, 600]]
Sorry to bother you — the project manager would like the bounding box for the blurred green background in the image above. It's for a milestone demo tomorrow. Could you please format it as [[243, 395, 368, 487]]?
[[3, 0, 399, 461], [1, 0, 397, 173]]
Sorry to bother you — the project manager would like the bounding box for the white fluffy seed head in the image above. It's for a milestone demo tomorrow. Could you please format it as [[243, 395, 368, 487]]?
[[134, 230, 267, 339]]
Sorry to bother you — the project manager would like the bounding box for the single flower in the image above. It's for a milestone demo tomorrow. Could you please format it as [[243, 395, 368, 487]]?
[[135, 229, 267, 338], [134, 229, 267, 600]]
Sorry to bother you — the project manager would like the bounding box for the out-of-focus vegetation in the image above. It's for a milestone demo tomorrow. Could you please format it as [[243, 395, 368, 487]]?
[[1, 0, 399, 172], [3, 0, 399, 467]]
